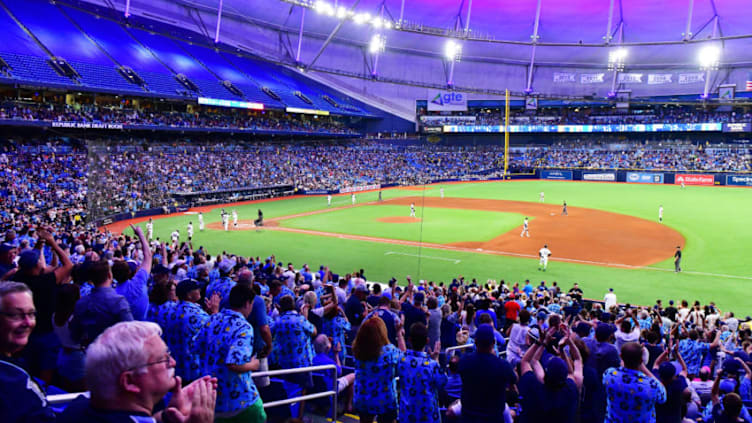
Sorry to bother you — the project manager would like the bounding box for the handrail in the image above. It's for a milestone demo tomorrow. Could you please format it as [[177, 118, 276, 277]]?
[[47, 364, 340, 421], [445, 343, 475, 357]]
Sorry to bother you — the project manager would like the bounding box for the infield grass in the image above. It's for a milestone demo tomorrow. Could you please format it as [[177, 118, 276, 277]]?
[[140, 181, 752, 312]]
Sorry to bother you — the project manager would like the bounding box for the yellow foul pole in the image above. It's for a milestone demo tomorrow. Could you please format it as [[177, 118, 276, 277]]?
[[503, 89, 510, 179]]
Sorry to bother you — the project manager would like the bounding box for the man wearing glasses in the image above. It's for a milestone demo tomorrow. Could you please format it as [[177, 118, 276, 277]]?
[[58, 321, 217, 423], [0, 281, 56, 422]]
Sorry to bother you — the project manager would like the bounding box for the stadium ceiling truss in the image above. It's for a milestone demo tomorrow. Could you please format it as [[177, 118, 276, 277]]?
[[121, 0, 751, 98]]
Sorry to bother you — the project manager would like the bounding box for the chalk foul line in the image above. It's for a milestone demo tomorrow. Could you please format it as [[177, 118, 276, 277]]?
[[385, 251, 461, 264]]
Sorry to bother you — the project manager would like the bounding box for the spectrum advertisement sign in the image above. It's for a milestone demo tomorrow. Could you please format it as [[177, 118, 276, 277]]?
[[541, 170, 573, 180], [727, 175, 752, 186], [675, 174, 714, 186], [626, 172, 664, 184], [441, 123, 723, 133], [583, 172, 616, 182]]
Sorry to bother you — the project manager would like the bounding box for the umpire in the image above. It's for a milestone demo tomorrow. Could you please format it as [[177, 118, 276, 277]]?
[[674, 246, 682, 273]]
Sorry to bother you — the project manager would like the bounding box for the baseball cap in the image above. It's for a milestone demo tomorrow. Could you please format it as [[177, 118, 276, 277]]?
[[176, 279, 200, 300], [544, 357, 569, 387], [18, 250, 40, 270], [474, 324, 495, 349], [658, 362, 676, 380], [218, 258, 237, 274], [153, 264, 170, 275]]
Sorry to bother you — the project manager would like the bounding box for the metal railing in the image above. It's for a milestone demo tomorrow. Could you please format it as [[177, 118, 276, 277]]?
[[47, 364, 340, 421]]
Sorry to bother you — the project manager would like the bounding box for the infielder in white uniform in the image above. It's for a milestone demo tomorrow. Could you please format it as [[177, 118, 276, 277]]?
[[659, 205, 664, 223], [440, 187, 445, 199], [327, 194, 332, 206], [410, 203, 416, 217], [520, 217, 530, 237], [539, 191, 545, 202], [222, 212, 229, 231], [171, 229, 179, 244], [198, 212, 204, 231], [146, 218, 153, 240], [539, 244, 552, 271], [187, 222, 194, 240], [232, 210, 238, 228], [351, 193, 356, 205]]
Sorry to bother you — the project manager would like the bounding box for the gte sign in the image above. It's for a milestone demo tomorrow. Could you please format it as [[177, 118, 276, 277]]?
[[427, 90, 468, 111]]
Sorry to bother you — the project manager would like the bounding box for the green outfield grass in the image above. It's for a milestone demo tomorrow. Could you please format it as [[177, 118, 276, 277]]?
[[140, 181, 752, 312], [280, 205, 525, 244]]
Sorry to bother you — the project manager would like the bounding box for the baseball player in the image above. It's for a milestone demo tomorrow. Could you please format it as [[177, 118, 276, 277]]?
[[222, 212, 229, 231], [539, 191, 545, 202], [410, 203, 416, 217], [187, 222, 194, 240], [520, 217, 530, 238], [674, 246, 682, 273], [198, 212, 204, 231], [232, 210, 238, 228], [171, 229, 179, 244], [327, 194, 332, 207], [378, 191, 383, 202], [539, 244, 552, 271], [681, 181, 686, 189], [146, 218, 153, 240], [659, 205, 664, 223], [440, 187, 445, 199], [562, 201, 568, 216], [351, 193, 356, 205]]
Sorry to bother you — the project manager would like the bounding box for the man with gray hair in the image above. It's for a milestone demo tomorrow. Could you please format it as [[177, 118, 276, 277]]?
[[58, 321, 217, 422], [0, 281, 56, 422]]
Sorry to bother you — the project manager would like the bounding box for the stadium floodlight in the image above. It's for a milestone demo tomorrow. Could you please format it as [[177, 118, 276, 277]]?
[[372, 17, 383, 29], [698, 45, 721, 70], [607, 48, 627, 71], [445, 39, 462, 61], [314, 0, 335, 16], [353, 12, 371, 24], [336, 6, 347, 19], [384, 21, 393, 29], [369, 34, 386, 54]]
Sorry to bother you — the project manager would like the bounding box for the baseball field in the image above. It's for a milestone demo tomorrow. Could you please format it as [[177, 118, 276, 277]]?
[[112, 180, 752, 312]]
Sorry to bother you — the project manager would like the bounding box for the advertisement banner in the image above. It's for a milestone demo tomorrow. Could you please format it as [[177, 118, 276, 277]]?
[[427, 91, 468, 111], [723, 123, 751, 133], [541, 170, 573, 180], [648, 74, 673, 85], [580, 73, 605, 84], [51, 122, 124, 129], [553, 72, 576, 83], [304, 190, 330, 195], [618, 73, 643, 84], [339, 184, 381, 194], [583, 172, 616, 182], [675, 174, 714, 186], [726, 175, 752, 186], [679, 73, 705, 84], [626, 172, 664, 184]]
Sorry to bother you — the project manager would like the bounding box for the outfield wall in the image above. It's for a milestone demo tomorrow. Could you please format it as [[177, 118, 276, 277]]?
[[537, 168, 752, 186]]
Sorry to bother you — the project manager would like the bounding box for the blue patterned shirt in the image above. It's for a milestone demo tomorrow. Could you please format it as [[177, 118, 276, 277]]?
[[603, 367, 667, 423], [164, 301, 210, 382], [196, 309, 259, 414], [397, 350, 447, 423], [273, 286, 295, 305], [206, 277, 236, 310], [353, 344, 402, 414], [678, 338, 710, 375], [271, 311, 316, 369], [321, 315, 351, 363], [146, 301, 176, 332]]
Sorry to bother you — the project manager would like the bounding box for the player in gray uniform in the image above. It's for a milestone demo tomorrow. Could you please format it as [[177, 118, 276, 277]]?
[[562, 201, 568, 216], [520, 217, 530, 237], [674, 246, 682, 272]]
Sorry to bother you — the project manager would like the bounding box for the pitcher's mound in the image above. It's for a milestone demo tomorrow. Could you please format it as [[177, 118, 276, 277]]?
[[377, 216, 422, 223]]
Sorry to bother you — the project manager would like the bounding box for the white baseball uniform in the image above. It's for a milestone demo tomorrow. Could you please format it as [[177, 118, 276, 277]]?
[[539, 246, 551, 270], [187, 223, 193, 239], [659, 206, 663, 222], [232, 210, 238, 227], [539, 192, 545, 202], [327, 195, 332, 206], [198, 213, 204, 231], [171, 230, 179, 243], [351, 194, 356, 205], [520, 218, 530, 237], [410, 204, 416, 217], [440, 188, 445, 199], [146, 221, 153, 240]]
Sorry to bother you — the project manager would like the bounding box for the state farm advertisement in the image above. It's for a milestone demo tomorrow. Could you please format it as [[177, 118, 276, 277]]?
[[675, 174, 714, 186]]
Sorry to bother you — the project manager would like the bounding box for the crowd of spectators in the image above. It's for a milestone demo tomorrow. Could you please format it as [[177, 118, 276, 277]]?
[[0, 137, 749, 222], [420, 106, 752, 127], [0, 101, 358, 134], [1, 222, 752, 422]]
